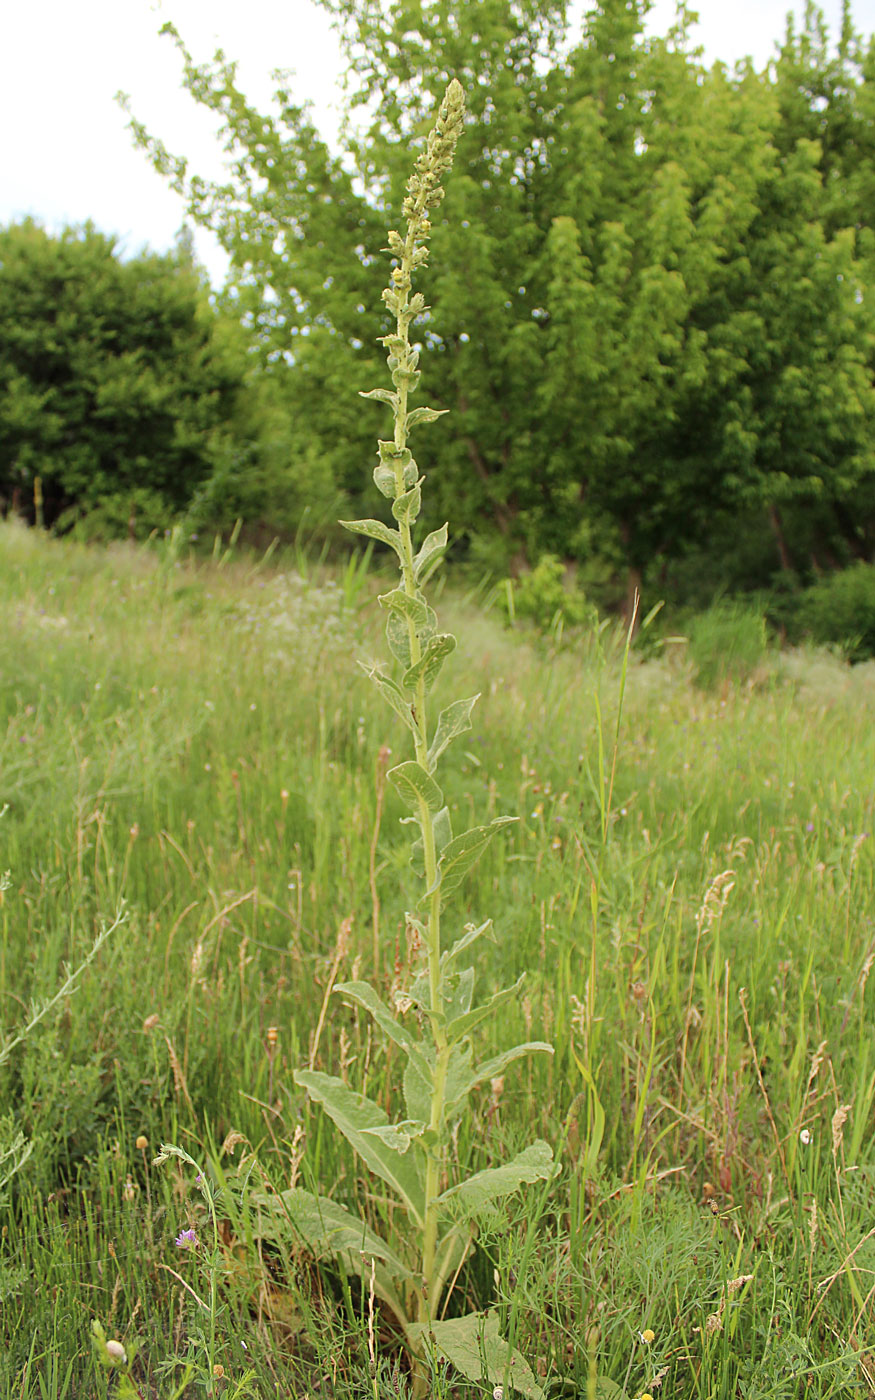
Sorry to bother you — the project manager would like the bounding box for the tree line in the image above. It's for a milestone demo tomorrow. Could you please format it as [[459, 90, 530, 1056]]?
[[3, 0, 875, 609]]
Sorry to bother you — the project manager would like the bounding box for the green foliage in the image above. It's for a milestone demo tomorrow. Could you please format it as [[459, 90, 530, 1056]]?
[[0, 220, 250, 534], [686, 600, 769, 689], [123, 0, 875, 594], [502, 554, 598, 635], [800, 561, 875, 660]]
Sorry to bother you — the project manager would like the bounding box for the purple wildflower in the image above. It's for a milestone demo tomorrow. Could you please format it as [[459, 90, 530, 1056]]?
[[175, 1227, 197, 1249]]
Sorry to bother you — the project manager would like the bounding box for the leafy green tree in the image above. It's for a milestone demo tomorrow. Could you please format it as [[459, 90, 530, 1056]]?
[[0, 220, 251, 534], [122, 0, 875, 594]]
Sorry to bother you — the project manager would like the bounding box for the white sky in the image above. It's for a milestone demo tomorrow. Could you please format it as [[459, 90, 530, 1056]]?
[[2, 0, 871, 287]]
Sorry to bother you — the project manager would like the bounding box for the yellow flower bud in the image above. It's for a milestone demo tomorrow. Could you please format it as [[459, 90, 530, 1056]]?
[[135, 1134, 148, 1151]]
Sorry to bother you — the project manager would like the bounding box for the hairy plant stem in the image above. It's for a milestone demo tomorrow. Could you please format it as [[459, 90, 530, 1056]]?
[[390, 225, 448, 1324]]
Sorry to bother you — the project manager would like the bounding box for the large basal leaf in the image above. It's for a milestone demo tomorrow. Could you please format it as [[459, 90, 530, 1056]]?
[[428, 695, 479, 771], [250, 1186, 414, 1283], [413, 523, 448, 581], [249, 1187, 411, 1325], [339, 518, 403, 559], [294, 1071, 425, 1226], [401, 633, 456, 695], [593, 1380, 632, 1400], [431, 816, 517, 898], [361, 1120, 425, 1154], [408, 1310, 546, 1400], [389, 761, 444, 814], [359, 665, 417, 736], [431, 1222, 474, 1314], [434, 1140, 555, 1219]]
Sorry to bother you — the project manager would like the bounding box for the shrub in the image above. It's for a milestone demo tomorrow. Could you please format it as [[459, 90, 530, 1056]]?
[[799, 562, 875, 661], [687, 600, 769, 688], [0, 220, 250, 531], [502, 554, 598, 635]]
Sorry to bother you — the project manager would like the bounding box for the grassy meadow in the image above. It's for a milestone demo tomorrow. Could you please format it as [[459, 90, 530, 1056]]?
[[3, 518, 875, 1398]]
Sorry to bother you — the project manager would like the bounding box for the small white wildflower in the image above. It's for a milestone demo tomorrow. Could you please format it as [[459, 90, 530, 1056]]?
[[105, 1339, 127, 1364], [800, 1128, 812, 1145]]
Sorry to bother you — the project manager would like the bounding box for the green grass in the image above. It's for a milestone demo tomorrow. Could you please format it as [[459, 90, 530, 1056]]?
[[3, 519, 875, 1397]]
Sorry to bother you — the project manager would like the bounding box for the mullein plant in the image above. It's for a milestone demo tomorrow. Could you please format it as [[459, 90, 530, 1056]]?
[[263, 79, 555, 1396]]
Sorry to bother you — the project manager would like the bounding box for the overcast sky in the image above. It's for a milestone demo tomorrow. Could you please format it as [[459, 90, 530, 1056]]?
[[2, 0, 871, 286]]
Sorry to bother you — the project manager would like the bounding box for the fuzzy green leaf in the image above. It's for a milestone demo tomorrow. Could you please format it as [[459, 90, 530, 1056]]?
[[407, 1311, 546, 1400], [435, 1141, 555, 1218], [403, 1052, 432, 1125], [362, 1120, 425, 1154], [359, 388, 400, 409], [358, 665, 417, 736], [445, 1042, 555, 1114], [402, 633, 456, 694], [428, 695, 479, 770], [444, 1040, 474, 1112], [386, 609, 412, 667], [389, 761, 444, 814], [340, 518, 404, 559], [593, 1380, 631, 1400], [444, 966, 475, 1023], [392, 366, 421, 393], [413, 523, 448, 581], [334, 980, 431, 1084], [373, 463, 396, 498], [378, 588, 429, 627], [251, 1186, 415, 1283], [443, 919, 495, 966], [377, 440, 412, 467], [444, 975, 526, 1045], [391, 483, 422, 524], [294, 1071, 425, 1226], [431, 816, 517, 897], [406, 406, 449, 431]]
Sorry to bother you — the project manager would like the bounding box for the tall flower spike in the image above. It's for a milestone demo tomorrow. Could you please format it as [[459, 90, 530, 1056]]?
[[304, 78, 554, 1398]]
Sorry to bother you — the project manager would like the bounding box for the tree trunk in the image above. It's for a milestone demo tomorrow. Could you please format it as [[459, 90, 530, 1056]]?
[[768, 504, 793, 572], [832, 500, 868, 561]]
